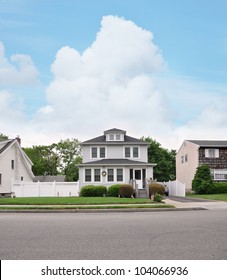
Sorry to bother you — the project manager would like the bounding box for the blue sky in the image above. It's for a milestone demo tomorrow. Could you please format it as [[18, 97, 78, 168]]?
[[1, 0, 227, 148]]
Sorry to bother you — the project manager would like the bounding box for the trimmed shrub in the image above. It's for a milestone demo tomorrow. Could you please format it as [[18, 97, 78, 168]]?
[[119, 184, 133, 198], [149, 183, 165, 196], [107, 184, 121, 197], [192, 164, 213, 194], [80, 185, 107, 197], [206, 182, 227, 194], [153, 193, 163, 203]]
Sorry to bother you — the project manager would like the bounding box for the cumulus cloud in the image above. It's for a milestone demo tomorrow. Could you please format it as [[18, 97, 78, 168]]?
[[35, 15, 170, 141], [0, 41, 39, 86]]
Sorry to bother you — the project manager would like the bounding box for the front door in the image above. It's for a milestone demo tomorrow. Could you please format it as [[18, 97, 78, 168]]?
[[134, 169, 143, 189]]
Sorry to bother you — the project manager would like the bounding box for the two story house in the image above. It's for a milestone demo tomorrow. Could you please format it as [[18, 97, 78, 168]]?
[[0, 137, 35, 196], [176, 140, 227, 191], [78, 128, 155, 192]]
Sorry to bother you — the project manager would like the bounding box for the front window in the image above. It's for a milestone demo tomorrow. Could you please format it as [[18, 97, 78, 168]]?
[[91, 147, 97, 158], [94, 169, 101, 182], [117, 169, 123, 182], [107, 169, 114, 182], [85, 169, 92, 182]]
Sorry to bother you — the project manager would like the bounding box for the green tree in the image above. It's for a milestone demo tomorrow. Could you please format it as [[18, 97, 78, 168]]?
[[0, 133, 9, 140], [23, 138, 82, 181], [192, 164, 213, 194], [142, 137, 176, 182], [53, 138, 82, 181], [23, 145, 59, 176]]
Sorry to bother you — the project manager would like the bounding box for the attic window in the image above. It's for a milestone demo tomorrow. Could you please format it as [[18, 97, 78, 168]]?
[[109, 134, 115, 141], [116, 134, 121, 140]]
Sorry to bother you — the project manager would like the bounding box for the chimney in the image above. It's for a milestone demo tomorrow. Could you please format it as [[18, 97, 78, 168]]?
[[15, 135, 21, 146]]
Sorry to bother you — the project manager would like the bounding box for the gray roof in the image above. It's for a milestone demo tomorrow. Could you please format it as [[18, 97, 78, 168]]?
[[78, 158, 156, 166], [187, 140, 227, 147], [0, 139, 14, 155], [104, 128, 126, 134], [82, 134, 147, 145]]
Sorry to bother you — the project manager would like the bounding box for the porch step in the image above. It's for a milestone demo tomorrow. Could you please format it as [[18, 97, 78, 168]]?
[[137, 189, 149, 198]]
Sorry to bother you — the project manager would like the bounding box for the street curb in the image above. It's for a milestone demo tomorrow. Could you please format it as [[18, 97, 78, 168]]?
[[0, 207, 207, 213]]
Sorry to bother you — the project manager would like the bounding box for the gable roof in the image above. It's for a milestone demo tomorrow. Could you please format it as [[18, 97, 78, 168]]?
[[104, 128, 126, 134], [187, 140, 227, 147], [0, 139, 35, 178]]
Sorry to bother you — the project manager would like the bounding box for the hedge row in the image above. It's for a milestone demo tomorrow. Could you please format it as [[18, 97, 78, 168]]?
[[206, 182, 227, 194], [79, 184, 134, 197]]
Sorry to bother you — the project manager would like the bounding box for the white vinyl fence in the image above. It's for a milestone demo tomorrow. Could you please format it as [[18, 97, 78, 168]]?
[[165, 180, 185, 197], [12, 180, 80, 197]]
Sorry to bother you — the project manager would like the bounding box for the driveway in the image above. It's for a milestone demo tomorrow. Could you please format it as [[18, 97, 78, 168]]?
[[165, 196, 227, 210]]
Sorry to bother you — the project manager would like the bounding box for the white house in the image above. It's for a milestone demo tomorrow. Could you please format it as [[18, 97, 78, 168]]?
[[78, 128, 155, 195], [0, 137, 35, 196]]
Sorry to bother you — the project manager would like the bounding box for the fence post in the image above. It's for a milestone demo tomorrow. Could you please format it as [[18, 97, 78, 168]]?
[[38, 180, 40, 197]]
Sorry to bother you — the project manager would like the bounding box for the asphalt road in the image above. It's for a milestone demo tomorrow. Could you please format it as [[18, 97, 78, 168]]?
[[0, 210, 227, 260]]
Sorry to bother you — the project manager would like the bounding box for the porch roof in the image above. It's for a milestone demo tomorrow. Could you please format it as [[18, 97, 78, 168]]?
[[78, 158, 156, 167]]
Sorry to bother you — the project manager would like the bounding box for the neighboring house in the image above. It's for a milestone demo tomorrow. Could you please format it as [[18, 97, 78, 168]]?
[[78, 128, 155, 194], [176, 140, 227, 191], [0, 137, 35, 196]]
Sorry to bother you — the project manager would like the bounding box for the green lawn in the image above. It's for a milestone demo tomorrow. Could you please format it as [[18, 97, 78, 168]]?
[[0, 196, 153, 205], [187, 193, 227, 202]]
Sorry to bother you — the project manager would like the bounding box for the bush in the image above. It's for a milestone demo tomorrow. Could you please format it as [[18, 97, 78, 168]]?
[[192, 164, 213, 194], [149, 183, 165, 196], [107, 184, 121, 197], [80, 185, 107, 197], [153, 193, 163, 203], [206, 182, 227, 194], [119, 184, 133, 198]]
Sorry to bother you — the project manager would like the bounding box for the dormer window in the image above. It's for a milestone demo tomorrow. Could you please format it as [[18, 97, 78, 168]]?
[[109, 134, 115, 141], [106, 134, 124, 141]]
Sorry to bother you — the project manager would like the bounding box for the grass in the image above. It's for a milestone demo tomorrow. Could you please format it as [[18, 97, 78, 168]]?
[[0, 204, 174, 210], [0, 196, 154, 205], [187, 193, 227, 202]]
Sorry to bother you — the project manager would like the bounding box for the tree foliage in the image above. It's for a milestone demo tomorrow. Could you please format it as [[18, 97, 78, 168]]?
[[192, 164, 213, 194], [142, 137, 176, 182], [23, 138, 82, 181], [0, 133, 9, 140]]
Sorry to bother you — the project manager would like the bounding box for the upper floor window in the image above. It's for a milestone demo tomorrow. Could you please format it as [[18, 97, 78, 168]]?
[[11, 160, 14, 169], [125, 147, 131, 158], [124, 146, 139, 158], [185, 154, 188, 162], [181, 156, 184, 163], [205, 149, 219, 158], [91, 147, 106, 159], [133, 147, 139, 158], [100, 147, 106, 158], [91, 147, 97, 158]]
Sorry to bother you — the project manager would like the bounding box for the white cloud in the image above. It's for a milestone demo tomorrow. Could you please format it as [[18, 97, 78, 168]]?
[[0, 41, 39, 86], [2, 16, 227, 150], [35, 15, 170, 142]]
